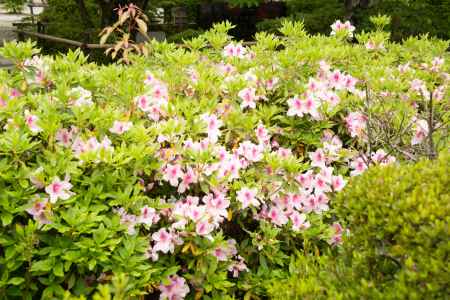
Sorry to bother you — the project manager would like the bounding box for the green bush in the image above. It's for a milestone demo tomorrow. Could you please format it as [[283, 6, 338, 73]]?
[[166, 29, 204, 43], [263, 249, 344, 300], [267, 155, 450, 299], [39, 0, 100, 41], [2, 0, 26, 13], [333, 153, 450, 298]]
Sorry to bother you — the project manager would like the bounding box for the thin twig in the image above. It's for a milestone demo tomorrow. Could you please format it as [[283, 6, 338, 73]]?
[[427, 92, 437, 159]]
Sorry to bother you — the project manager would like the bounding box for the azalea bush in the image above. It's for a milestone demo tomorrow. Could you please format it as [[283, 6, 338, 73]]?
[[0, 17, 448, 299]]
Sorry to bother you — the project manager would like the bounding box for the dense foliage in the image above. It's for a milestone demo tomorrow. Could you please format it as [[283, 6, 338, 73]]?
[[265, 153, 449, 299], [334, 152, 450, 299], [2, 0, 27, 13], [0, 18, 448, 299]]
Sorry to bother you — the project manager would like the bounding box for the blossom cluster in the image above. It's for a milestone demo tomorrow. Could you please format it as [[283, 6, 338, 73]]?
[[287, 61, 358, 120], [330, 20, 356, 38]]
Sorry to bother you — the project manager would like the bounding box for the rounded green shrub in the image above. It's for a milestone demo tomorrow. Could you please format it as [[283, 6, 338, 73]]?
[[334, 153, 450, 299]]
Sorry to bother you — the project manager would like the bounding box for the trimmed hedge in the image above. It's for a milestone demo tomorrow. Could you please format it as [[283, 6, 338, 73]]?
[[334, 152, 450, 298], [267, 154, 450, 299]]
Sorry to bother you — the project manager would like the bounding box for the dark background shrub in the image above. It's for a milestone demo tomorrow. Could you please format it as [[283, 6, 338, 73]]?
[[256, 0, 450, 41]]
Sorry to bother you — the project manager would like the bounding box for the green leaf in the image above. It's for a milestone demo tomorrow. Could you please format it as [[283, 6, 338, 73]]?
[[30, 259, 53, 273], [1, 213, 13, 226], [53, 262, 64, 277], [8, 277, 25, 285]]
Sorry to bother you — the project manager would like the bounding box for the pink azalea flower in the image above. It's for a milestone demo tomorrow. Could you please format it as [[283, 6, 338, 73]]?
[[313, 174, 332, 193], [236, 187, 259, 209], [323, 91, 340, 107], [371, 149, 396, 166], [304, 96, 320, 119], [45, 176, 75, 203], [138, 205, 159, 225], [159, 275, 190, 300], [56, 128, 73, 147], [432, 85, 445, 102], [318, 60, 331, 79], [177, 167, 198, 193], [237, 141, 264, 162], [239, 87, 258, 109], [276, 147, 292, 158], [345, 112, 367, 138], [109, 121, 133, 135], [201, 114, 222, 143], [287, 96, 305, 117], [228, 255, 249, 278], [149, 105, 166, 121], [330, 20, 355, 38], [195, 220, 215, 236], [204, 193, 230, 221], [265, 77, 279, 90], [309, 148, 327, 169], [100, 136, 114, 152], [151, 82, 169, 102], [329, 223, 344, 246], [295, 170, 314, 191], [329, 70, 344, 90], [212, 247, 229, 261], [255, 123, 270, 144], [430, 57, 444, 72], [306, 78, 323, 93], [152, 228, 177, 254], [145, 245, 159, 261], [24, 110, 42, 133], [366, 41, 385, 51], [290, 211, 310, 231], [323, 131, 343, 149], [70, 86, 93, 107], [10, 88, 21, 98], [343, 74, 358, 92], [117, 209, 138, 235], [85, 136, 100, 152], [268, 206, 288, 226], [212, 239, 237, 261], [318, 166, 334, 184], [136, 95, 151, 111], [187, 205, 206, 222], [350, 156, 368, 176], [217, 157, 242, 180], [216, 62, 236, 75], [411, 119, 429, 145], [331, 175, 346, 192], [410, 79, 430, 98], [223, 43, 247, 58], [162, 164, 184, 187], [26, 197, 52, 224], [291, 193, 306, 210], [398, 63, 411, 74]]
